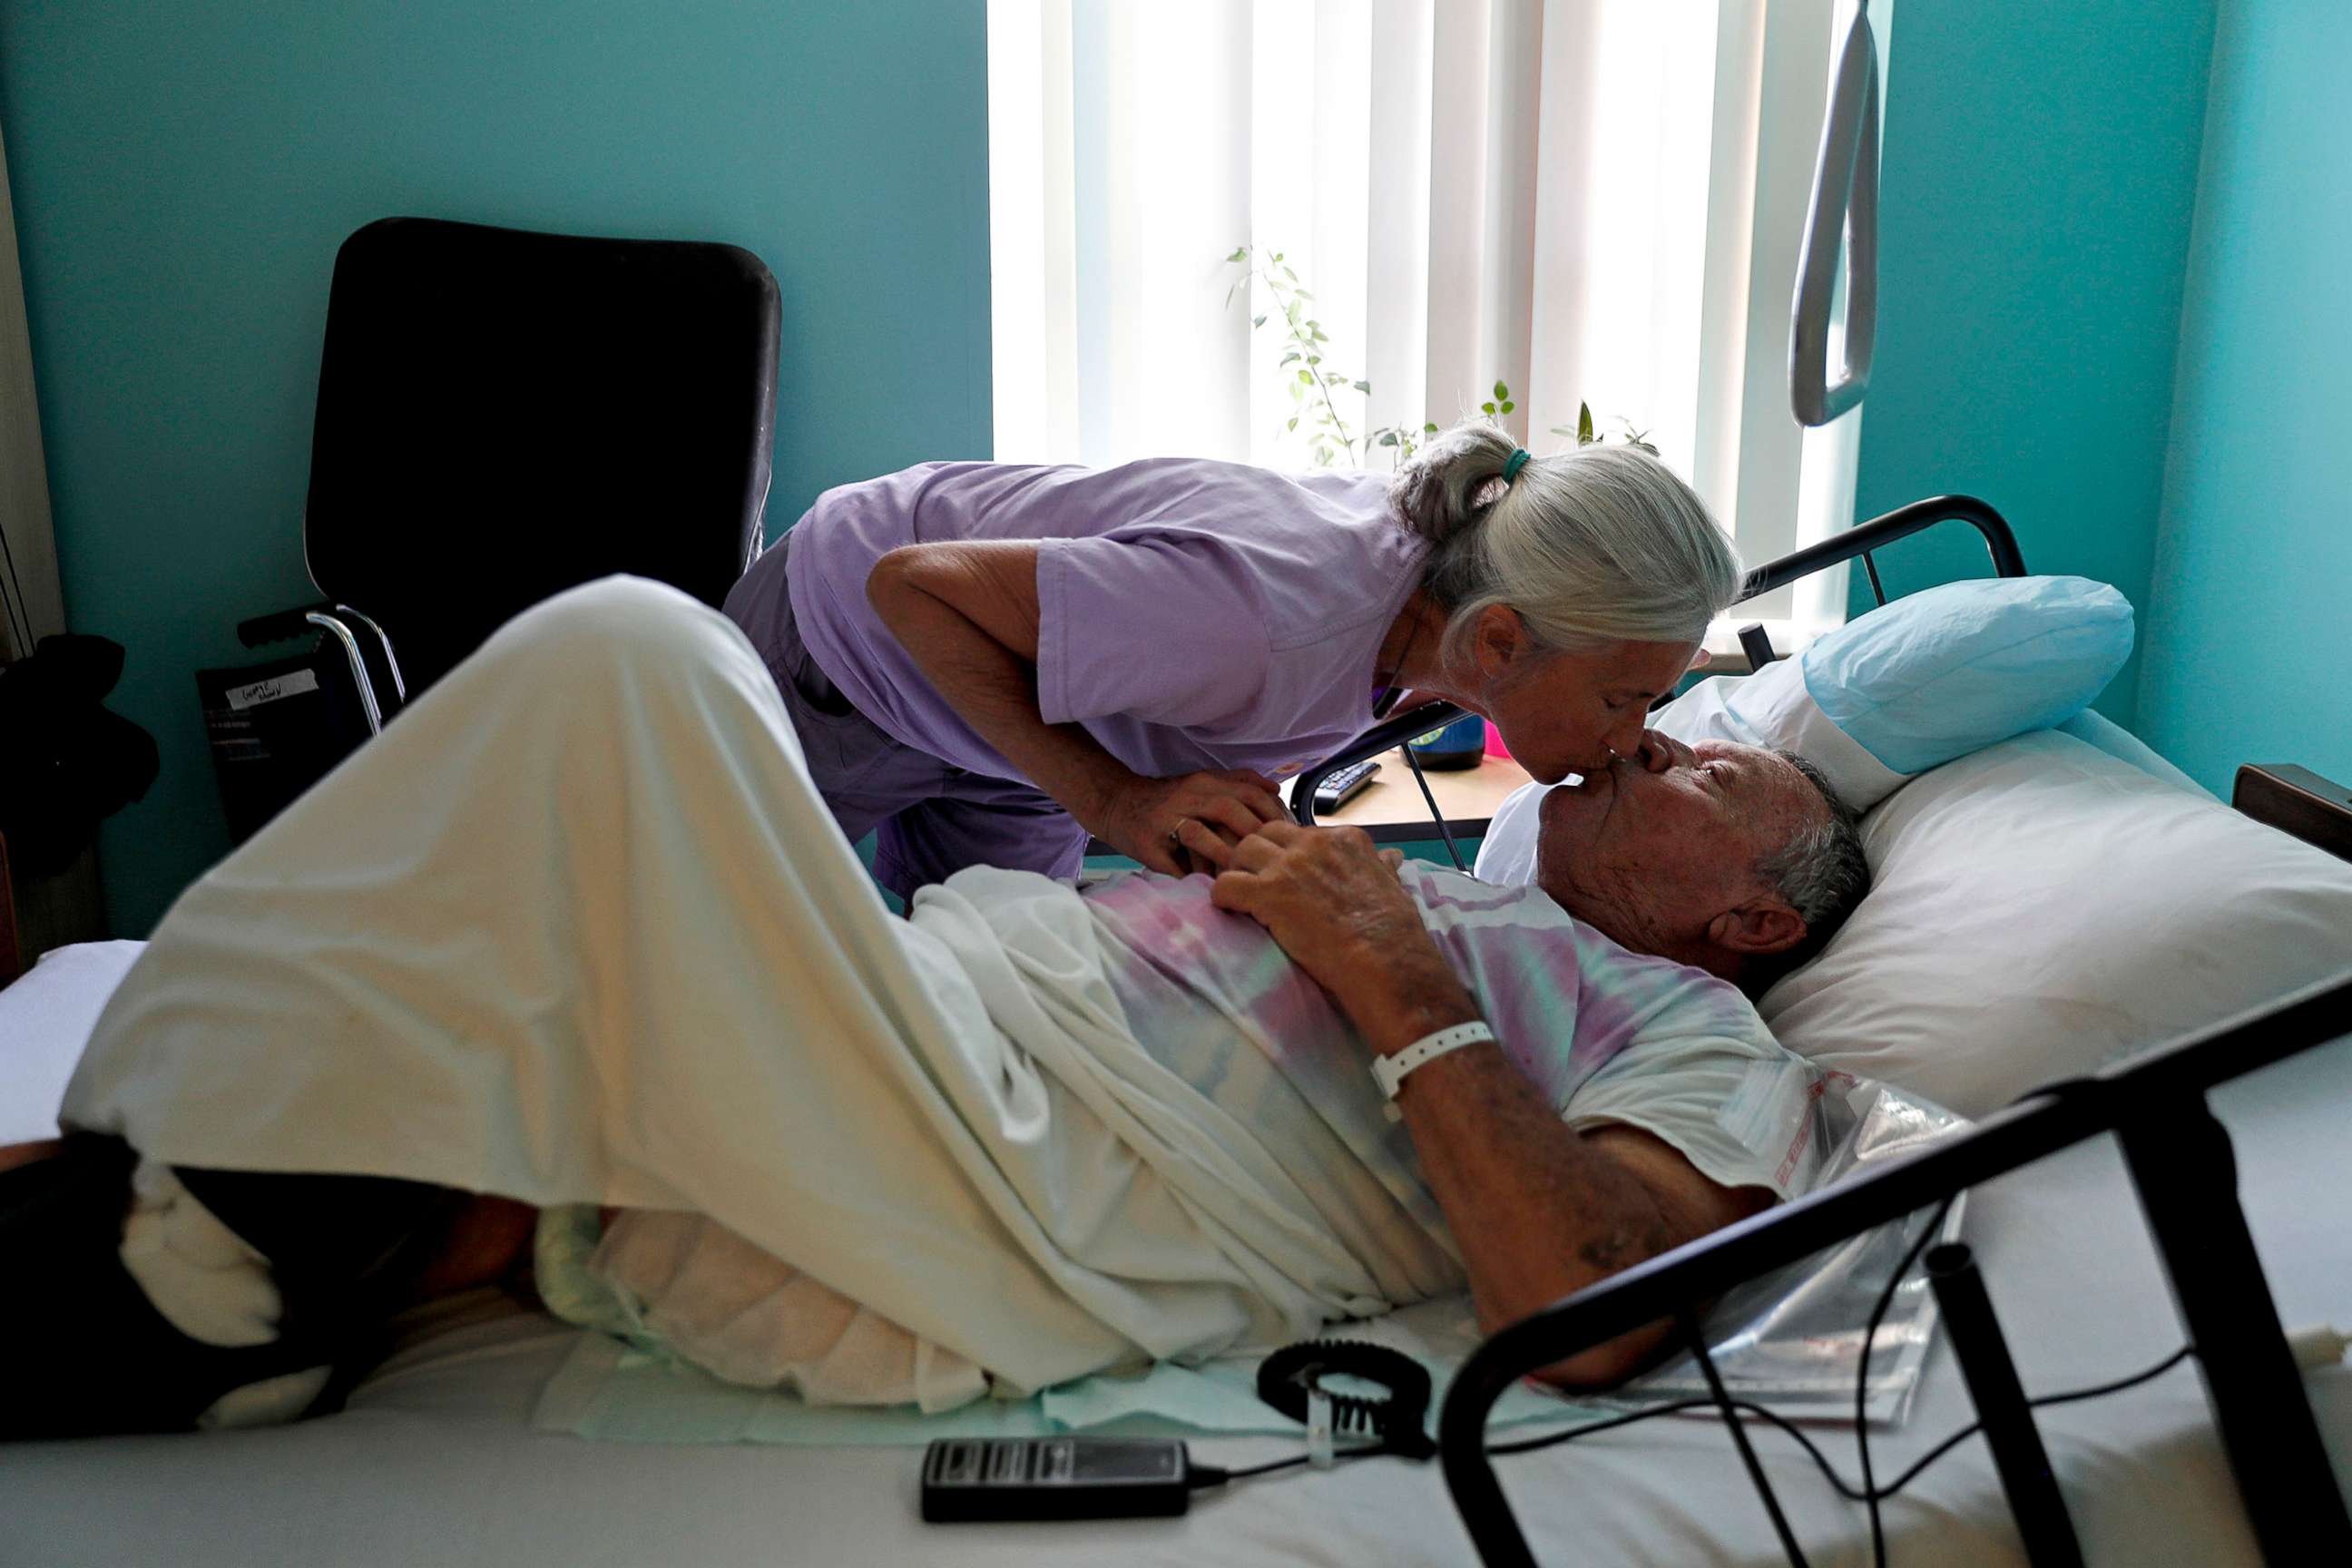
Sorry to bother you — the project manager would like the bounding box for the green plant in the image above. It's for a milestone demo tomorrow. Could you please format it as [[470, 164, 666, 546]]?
[[1226, 243, 1655, 466], [1553, 402, 1658, 455], [1225, 243, 1417, 466]]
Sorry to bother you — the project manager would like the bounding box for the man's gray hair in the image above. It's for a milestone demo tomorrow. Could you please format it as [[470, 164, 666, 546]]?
[[1390, 421, 1743, 663], [1747, 750, 1871, 995]]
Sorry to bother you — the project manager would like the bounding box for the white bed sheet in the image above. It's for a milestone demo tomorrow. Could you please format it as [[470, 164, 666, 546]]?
[[10, 1003, 2347, 1567]]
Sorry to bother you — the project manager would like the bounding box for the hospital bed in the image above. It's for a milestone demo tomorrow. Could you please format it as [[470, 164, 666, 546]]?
[[0, 1049, 2340, 1568], [6, 500, 2349, 1568]]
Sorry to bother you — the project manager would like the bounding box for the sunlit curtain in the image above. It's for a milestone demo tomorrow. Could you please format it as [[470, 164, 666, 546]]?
[[1, 114, 107, 956], [988, 0, 1887, 636], [0, 116, 64, 666]]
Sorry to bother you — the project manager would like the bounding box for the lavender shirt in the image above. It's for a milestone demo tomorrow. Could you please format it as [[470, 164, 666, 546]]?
[[740, 458, 1431, 783]]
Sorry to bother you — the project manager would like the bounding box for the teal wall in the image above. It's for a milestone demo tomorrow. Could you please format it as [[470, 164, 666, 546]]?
[[3, 0, 2303, 927], [0, 0, 992, 935], [1854, 0, 2219, 723], [2137, 0, 2352, 795]]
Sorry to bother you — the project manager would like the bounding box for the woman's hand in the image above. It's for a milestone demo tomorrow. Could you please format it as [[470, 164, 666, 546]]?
[[1205, 822, 1474, 1042], [1089, 769, 1289, 876]]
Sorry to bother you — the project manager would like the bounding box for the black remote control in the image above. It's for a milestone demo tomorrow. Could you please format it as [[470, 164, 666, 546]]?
[[920, 1436, 1194, 1522], [1312, 758, 1382, 813]]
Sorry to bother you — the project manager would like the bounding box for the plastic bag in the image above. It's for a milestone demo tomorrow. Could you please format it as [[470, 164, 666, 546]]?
[[1607, 1073, 1966, 1426]]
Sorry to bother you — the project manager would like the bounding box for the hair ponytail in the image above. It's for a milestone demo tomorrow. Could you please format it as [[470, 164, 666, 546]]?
[[1388, 421, 1522, 544], [1389, 418, 1742, 661]]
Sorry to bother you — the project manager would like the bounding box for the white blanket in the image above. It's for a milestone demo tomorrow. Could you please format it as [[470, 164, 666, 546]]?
[[63, 579, 1444, 1397]]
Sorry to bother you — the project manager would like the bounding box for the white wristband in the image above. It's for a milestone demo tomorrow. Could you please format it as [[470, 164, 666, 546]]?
[[1372, 1022, 1495, 1121]]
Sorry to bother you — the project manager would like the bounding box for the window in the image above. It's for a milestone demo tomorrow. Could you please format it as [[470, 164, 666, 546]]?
[[988, 0, 1888, 648]]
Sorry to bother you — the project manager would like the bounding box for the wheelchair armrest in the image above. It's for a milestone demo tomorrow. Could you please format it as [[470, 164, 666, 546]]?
[[238, 603, 337, 649]]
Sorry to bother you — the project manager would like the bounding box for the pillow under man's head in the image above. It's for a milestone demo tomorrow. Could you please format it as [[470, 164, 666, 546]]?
[[1483, 575, 2136, 988]]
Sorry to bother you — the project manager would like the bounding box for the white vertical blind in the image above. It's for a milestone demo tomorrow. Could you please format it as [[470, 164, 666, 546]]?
[[1362, 0, 1436, 446], [1524, 2, 1722, 487], [987, 0, 1888, 641], [985, 0, 1079, 464], [1422, 0, 1538, 441], [1078, 3, 1257, 463]]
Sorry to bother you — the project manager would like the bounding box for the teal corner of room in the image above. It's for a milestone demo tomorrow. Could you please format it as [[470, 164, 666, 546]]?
[[8, 0, 2345, 934], [1847, 0, 2350, 783], [1850, 0, 2221, 731], [2132, 0, 2352, 797], [0, 0, 994, 934]]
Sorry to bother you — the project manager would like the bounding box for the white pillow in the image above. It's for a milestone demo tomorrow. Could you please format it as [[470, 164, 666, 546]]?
[[1660, 573, 2136, 813], [1759, 730, 2352, 1117], [0, 940, 146, 1142], [1474, 579, 2134, 887], [1473, 576, 2140, 888], [1472, 703, 2200, 889]]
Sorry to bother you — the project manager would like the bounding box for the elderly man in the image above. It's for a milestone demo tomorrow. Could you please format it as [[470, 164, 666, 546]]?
[[1529, 731, 1870, 996], [4, 579, 1867, 1438]]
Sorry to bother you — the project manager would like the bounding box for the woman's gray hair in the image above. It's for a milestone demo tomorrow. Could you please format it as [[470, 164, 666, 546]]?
[[1390, 419, 1743, 663]]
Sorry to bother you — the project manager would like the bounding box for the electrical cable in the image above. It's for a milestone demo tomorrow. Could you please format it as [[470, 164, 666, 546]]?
[[1488, 1343, 2196, 1504], [1399, 740, 1467, 869], [1691, 1312, 1812, 1567], [1872, 1344, 2195, 1498], [1479, 1196, 2210, 1568], [1190, 1443, 1389, 1488], [1194, 1338, 1441, 1494], [1200, 1327, 2196, 1568], [1207, 1343, 2196, 1508], [1857, 1194, 1958, 1565], [1200, 1153, 2215, 1565]]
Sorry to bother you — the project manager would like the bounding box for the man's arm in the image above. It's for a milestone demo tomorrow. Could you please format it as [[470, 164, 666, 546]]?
[[1202, 821, 1771, 1387]]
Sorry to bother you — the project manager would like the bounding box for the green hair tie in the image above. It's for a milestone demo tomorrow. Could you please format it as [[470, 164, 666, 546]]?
[[1502, 447, 1533, 483]]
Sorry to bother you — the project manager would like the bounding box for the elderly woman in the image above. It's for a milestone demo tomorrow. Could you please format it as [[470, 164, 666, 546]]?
[[725, 423, 1740, 897]]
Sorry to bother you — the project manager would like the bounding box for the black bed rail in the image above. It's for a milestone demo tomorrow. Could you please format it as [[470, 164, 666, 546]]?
[[1437, 969, 2352, 1567], [1292, 701, 1470, 828], [1290, 495, 2027, 829], [1743, 492, 2025, 607]]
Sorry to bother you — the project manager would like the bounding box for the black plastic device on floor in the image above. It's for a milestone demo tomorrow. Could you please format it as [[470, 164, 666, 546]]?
[[920, 1436, 1195, 1522], [917, 1339, 1436, 1526]]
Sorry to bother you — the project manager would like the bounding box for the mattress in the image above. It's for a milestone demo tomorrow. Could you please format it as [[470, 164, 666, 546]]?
[[10, 1019, 2347, 1567]]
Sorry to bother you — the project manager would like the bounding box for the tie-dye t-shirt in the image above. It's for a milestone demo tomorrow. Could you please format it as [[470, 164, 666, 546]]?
[[1081, 860, 1824, 1255]]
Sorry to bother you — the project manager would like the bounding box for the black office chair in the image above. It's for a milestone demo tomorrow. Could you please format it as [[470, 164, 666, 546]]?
[[211, 217, 780, 836], [240, 214, 779, 718]]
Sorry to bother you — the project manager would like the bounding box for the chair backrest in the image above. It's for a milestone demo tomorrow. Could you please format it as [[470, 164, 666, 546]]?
[[302, 217, 781, 692]]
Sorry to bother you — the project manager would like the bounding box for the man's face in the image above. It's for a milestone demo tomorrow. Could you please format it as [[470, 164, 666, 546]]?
[[1534, 736, 1822, 971]]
